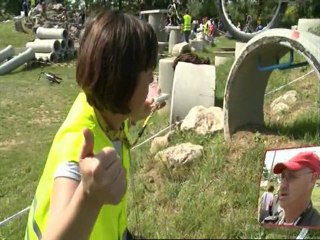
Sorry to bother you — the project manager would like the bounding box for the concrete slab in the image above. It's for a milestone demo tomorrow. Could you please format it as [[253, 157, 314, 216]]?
[[170, 62, 216, 124]]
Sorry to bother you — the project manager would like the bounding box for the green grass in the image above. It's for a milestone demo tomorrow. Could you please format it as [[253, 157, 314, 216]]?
[[1, 22, 320, 239], [0, 58, 78, 239], [0, 22, 34, 50]]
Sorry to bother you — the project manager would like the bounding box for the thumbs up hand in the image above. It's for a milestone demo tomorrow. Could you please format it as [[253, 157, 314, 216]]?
[[79, 128, 127, 206]]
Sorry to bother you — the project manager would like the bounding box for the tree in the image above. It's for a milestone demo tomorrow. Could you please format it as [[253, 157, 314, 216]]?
[[187, 0, 218, 20], [0, 0, 23, 15]]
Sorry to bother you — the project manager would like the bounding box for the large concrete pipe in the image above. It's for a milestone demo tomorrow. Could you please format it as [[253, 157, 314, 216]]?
[[0, 45, 15, 63], [298, 18, 320, 37], [66, 38, 74, 50], [140, 9, 168, 42], [170, 62, 216, 124], [35, 52, 58, 62], [166, 26, 182, 54], [36, 27, 68, 39], [223, 29, 320, 140], [35, 38, 67, 50], [158, 57, 176, 114], [57, 39, 67, 50], [26, 39, 61, 53], [0, 48, 35, 75]]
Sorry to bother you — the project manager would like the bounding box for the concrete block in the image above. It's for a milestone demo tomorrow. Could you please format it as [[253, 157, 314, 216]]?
[[190, 39, 205, 52], [170, 62, 216, 124]]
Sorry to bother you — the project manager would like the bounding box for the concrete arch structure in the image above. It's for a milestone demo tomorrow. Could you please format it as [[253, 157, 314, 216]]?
[[223, 29, 320, 140]]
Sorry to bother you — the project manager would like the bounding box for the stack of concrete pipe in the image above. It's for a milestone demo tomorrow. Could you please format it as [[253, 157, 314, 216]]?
[[26, 27, 76, 63], [0, 45, 35, 75]]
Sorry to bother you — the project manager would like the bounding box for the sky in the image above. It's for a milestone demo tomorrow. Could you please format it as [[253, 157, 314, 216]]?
[[264, 146, 320, 172]]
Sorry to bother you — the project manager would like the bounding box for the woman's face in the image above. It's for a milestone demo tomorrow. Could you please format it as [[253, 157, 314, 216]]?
[[128, 69, 154, 117]]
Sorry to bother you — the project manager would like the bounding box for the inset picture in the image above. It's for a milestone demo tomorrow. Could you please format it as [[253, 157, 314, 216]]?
[[258, 146, 320, 229]]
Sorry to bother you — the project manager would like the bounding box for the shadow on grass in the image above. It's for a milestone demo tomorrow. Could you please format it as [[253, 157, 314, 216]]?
[[268, 117, 320, 141], [234, 115, 320, 142]]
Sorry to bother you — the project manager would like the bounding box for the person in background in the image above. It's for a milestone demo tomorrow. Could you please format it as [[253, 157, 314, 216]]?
[[182, 9, 192, 43], [236, 22, 241, 31], [255, 19, 263, 31], [22, 0, 29, 17], [25, 10, 162, 240], [271, 186, 282, 217], [258, 185, 274, 223]]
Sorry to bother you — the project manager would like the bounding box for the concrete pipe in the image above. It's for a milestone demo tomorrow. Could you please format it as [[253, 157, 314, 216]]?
[[215, 51, 234, 66], [298, 18, 320, 37], [36, 27, 68, 39], [26, 40, 61, 53], [190, 39, 205, 52], [235, 42, 247, 59], [35, 52, 58, 62], [0, 45, 15, 63], [166, 26, 182, 54], [170, 62, 216, 124], [140, 9, 168, 42], [66, 49, 77, 59], [66, 38, 74, 50], [158, 57, 176, 114], [58, 39, 67, 49], [35, 38, 66, 50], [0, 48, 35, 75], [223, 29, 320, 140]]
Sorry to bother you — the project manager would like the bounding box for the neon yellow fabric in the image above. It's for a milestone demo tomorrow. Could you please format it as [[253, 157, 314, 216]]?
[[25, 92, 130, 240], [183, 14, 192, 31], [203, 22, 208, 35]]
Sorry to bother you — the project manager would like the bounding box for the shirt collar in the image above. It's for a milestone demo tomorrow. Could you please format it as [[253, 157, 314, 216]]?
[[94, 109, 131, 147]]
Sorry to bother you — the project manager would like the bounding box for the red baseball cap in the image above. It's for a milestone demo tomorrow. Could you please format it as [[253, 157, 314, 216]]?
[[273, 151, 320, 174]]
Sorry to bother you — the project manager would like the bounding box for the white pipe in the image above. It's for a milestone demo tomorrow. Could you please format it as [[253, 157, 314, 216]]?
[[36, 27, 68, 39], [26, 40, 61, 53], [35, 38, 67, 50], [35, 52, 58, 62], [0, 48, 35, 75], [0, 45, 15, 63]]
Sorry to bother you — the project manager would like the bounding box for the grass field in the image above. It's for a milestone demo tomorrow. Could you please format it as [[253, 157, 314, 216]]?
[[1, 21, 320, 239]]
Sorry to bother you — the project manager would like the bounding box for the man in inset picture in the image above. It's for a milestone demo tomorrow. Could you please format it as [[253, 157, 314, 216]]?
[[263, 151, 320, 227]]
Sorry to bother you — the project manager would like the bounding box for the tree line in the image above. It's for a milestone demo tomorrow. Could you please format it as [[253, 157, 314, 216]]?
[[1, 0, 319, 26]]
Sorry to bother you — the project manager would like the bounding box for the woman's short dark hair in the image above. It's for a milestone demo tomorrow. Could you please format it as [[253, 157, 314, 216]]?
[[76, 10, 158, 114], [267, 185, 275, 192]]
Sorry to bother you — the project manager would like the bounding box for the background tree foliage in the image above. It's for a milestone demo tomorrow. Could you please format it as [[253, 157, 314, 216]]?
[[0, 0, 320, 26]]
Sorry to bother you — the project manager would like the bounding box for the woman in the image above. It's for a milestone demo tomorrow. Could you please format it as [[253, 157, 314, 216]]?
[[25, 10, 159, 240]]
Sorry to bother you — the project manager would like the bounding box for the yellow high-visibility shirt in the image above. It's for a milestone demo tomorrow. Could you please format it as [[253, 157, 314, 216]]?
[[25, 92, 130, 240]]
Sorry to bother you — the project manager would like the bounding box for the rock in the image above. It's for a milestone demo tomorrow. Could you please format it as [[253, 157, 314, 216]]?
[[181, 106, 224, 135], [270, 90, 297, 114], [150, 131, 173, 154], [155, 142, 203, 168]]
